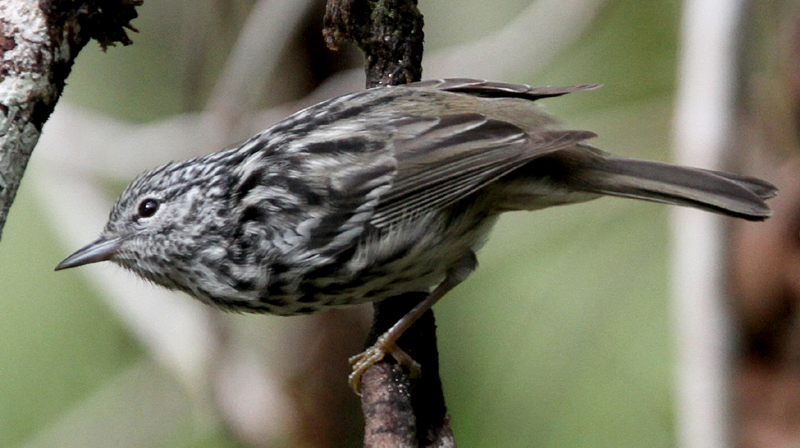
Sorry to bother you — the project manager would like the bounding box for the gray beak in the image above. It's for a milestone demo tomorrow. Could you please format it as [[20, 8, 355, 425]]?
[[55, 237, 122, 271]]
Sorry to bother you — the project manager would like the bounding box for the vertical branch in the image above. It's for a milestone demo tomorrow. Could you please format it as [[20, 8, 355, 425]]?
[[0, 0, 140, 241], [324, 1, 455, 447], [323, 0, 424, 87], [360, 294, 453, 448]]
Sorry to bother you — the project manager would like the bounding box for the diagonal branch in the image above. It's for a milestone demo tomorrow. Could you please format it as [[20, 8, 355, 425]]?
[[0, 0, 140, 241]]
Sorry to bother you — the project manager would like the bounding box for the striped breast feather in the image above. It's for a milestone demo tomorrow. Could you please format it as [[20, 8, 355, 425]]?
[[370, 113, 597, 228]]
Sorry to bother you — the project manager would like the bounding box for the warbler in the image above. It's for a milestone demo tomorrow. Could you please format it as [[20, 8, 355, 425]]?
[[56, 79, 777, 391]]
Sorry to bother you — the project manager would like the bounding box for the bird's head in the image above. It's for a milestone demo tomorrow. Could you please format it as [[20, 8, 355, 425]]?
[[56, 155, 238, 296]]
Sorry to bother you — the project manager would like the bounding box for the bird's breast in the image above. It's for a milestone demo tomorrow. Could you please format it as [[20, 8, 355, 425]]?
[[244, 206, 499, 316]]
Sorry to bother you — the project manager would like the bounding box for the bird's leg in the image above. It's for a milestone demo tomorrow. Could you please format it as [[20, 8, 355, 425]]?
[[349, 251, 478, 394]]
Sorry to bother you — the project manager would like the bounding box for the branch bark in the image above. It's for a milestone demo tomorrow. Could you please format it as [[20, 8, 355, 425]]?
[[323, 0, 423, 87], [360, 294, 454, 448], [324, 2, 455, 447], [0, 0, 140, 240]]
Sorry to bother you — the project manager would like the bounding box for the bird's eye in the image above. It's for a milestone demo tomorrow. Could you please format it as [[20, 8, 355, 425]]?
[[137, 198, 160, 218]]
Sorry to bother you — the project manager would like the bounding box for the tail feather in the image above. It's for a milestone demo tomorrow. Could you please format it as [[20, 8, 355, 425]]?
[[585, 157, 777, 221], [701, 169, 778, 200]]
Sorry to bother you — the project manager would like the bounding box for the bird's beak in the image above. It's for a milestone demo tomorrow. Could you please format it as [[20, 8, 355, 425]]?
[[55, 237, 122, 271]]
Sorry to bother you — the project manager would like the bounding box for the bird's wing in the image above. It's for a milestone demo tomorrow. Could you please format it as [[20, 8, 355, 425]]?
[[406, 78, 602, 100], [370, 113, 596, 228], [298, 113, 593, 256], [295, 82, 600, 254], [295, 149, 397, 257]]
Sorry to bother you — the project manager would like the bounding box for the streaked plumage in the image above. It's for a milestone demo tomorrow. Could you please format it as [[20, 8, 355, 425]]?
[[56, 79, 776, 389], [57, 79, 776, 315], [56, 79, 777, 390]]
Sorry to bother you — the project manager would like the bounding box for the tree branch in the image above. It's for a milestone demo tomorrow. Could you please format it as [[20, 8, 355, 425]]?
[[324, 1, 455, 447], [0, 0, 140, 240], [361, 293, 454, 448], [323, 0, 424, 87]]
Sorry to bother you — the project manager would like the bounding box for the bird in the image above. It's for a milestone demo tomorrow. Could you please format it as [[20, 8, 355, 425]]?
[[55, 78, 777, 392]]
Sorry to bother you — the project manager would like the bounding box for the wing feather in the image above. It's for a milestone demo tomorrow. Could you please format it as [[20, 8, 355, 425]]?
[[371, 113, 596, 227], [295, 80, 598, 253], [405, 78, 602, 100]]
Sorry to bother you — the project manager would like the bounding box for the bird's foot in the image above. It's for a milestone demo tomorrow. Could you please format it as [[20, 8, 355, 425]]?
[[348, 338, 421, 395], [348, 253, 477, 394]]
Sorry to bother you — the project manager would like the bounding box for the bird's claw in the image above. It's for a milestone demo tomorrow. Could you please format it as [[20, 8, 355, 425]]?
[[348, 342, 422, 395]]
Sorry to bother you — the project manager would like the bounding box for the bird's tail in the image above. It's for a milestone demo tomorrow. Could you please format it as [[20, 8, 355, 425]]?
[[580, 153, 777, 221]]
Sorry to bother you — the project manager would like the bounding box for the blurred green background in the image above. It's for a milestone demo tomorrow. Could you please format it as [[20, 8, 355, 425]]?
[[0, 0, 681, 446]]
